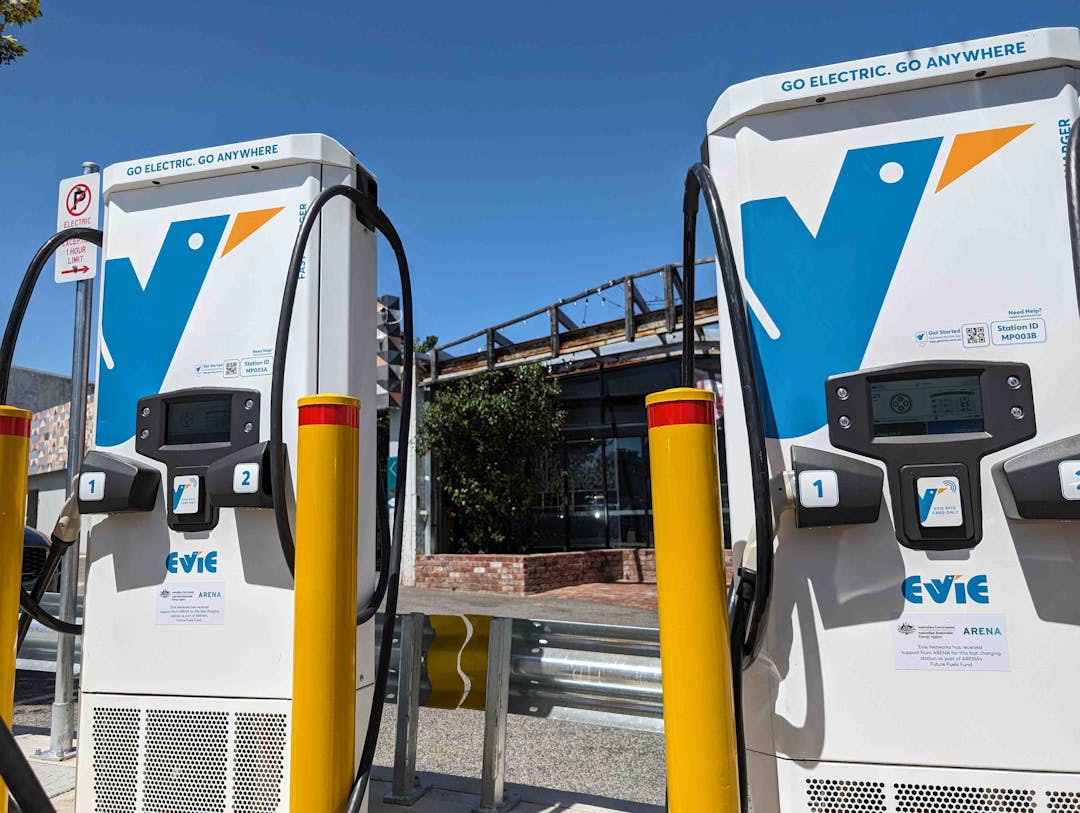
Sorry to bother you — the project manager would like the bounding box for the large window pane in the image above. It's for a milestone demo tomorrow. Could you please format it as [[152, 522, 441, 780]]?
[[566, 441, 607, 549], [605, 437, 651, 548], [533, 447, 567, 551]]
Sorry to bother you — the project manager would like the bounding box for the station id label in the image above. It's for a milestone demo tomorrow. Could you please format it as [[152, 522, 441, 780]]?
[[991, 318, 1046, 345]]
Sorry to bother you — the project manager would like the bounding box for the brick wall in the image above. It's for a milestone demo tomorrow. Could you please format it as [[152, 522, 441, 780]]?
[[414, 547, 733, 595], [414, 554, 527, 593], [619, 549, 656, 583], [521, 551, 621, 593]]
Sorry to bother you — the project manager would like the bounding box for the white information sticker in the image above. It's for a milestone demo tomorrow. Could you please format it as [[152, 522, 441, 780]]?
[[156, 582, 225, 626], [893, 613, 1009, 672], [990, 318, 1046, 346]]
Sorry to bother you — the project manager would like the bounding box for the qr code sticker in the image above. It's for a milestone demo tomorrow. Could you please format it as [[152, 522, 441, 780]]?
[[962, 323, 988, 348], [224, 359, 240, 378]]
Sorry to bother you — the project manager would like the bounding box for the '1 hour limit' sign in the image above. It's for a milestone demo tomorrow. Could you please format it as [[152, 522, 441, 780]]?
[[55, 174, 101, 283]]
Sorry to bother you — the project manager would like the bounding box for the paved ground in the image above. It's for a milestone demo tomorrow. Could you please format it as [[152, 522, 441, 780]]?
[[529, 581, 658, 611], [44, 772, 659, 812], [397, 586, 658, 627], [15, 678, 665, 811], [13, 586, 665, 810], [373, 705, 664, 806], [13, 671, 63, 738]]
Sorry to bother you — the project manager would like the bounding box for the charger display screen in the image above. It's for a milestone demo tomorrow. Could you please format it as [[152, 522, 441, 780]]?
[[165, 398, 232, 445], [870, 374, 984, 437]]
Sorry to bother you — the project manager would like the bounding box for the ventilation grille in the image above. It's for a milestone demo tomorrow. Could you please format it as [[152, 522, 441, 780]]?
[[91, 708, 139, 813], [808, 779, 887, 813], [1048, 792, 1080, 813], [894, 784, 1036, 813], [144, 710, 228, 812], [802, 779, 1080, 813], [234, 712, 287, 813], [90, 705, 287, 812]]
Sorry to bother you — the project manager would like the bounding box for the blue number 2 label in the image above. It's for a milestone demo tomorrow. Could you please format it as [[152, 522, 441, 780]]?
[[241, 470, 251, 486]]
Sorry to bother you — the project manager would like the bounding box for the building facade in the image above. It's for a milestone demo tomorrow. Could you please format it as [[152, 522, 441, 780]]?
[[412, 259, 727, 567]]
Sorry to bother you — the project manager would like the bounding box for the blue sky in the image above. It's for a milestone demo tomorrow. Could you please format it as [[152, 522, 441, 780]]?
[[1, 0, 1076, 374]]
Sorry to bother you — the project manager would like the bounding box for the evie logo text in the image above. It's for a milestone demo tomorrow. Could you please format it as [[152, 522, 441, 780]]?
[[166, 550, 219, 575], [902, 574, 988, 604]]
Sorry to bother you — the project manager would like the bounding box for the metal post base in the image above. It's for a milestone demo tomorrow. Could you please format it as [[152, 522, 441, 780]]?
[[34, 745, 77, 762], [472, 792, 520, 813], [383, 778, 433, 806], [36, 699, 78, 761]]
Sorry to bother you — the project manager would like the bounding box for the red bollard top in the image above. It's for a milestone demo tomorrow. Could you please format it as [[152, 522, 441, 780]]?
[[297, 394, 360, 428], [0, 406, 32, 438], [645, 388, 714, 428]]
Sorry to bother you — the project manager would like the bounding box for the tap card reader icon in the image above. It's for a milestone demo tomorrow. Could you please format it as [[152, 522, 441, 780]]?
[[172, 475, 201, 515]]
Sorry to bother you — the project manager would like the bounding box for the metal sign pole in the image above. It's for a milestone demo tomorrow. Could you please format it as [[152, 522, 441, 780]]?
[[40, 160, 98, 761]]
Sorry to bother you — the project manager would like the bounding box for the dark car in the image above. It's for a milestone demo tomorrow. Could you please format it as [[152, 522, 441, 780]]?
[[22, 526, 51, 589]]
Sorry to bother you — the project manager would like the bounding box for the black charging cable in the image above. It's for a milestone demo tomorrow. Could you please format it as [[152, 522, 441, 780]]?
[[0, 229, 101, 637], [0, 716, 53, 812], [0, 228, 102, 403], [16, 533, 76, 650], [357, 464, 392, 626], [0, 227, 107, 813], [728, 571, 755, 813], [269, 184, 413, 811], [683, 163, 773, 665], [1066, 117, 1080, 313], [683, 163, 775, 813], [18, 587, 81, 636]]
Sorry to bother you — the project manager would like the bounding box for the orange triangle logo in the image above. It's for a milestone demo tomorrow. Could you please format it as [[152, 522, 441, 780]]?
[[221, 207, 285, 256], [936, 124, 1033, 192]]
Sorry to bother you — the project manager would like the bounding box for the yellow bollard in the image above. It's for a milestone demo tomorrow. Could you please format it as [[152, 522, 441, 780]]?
[[0, 406, 31, 813], [646, 387, 740, 813], [290, 394, 360, 812]]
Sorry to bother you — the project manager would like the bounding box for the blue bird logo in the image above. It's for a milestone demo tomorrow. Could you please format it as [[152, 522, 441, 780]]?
[[739, 123, 1031, 439]]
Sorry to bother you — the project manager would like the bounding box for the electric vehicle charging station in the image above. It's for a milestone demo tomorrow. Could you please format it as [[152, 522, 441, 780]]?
[[686, 26, 1080, 813], [65, 135, 378, 810], [6, 24, 1080, 813]]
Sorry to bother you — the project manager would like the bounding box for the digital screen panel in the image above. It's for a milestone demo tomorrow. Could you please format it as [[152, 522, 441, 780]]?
[[165, 398, 232, 445], [870, 374, 984, 437]]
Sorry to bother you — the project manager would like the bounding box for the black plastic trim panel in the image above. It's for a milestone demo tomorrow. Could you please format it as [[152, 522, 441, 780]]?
[[77, 450, 159, 515], [791, 445, 883, 527], [826, 360, 1035, 550]]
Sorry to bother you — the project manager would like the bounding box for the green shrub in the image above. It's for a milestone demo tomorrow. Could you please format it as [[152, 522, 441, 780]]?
[[419, 364, 564, 553]]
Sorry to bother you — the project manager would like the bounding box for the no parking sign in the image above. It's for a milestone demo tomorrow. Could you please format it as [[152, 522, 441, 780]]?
[[55, 173, 100, 282]]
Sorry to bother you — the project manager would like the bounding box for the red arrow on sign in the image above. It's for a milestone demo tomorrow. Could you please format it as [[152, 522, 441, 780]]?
[[61, 266, 90, 275]]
